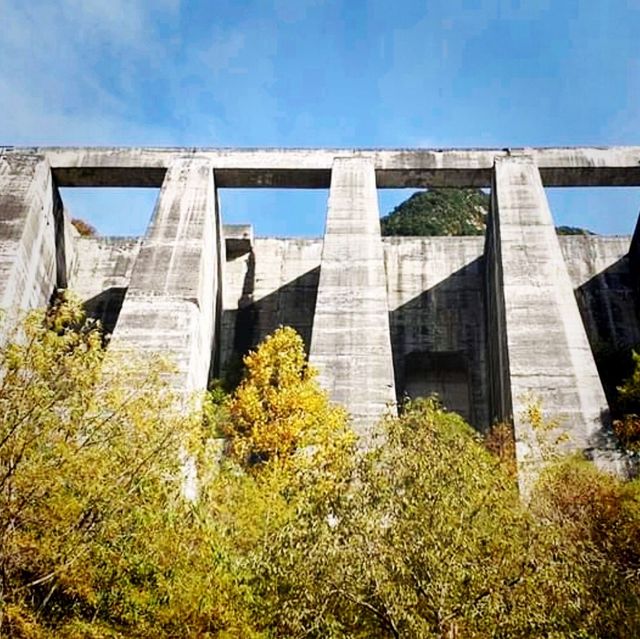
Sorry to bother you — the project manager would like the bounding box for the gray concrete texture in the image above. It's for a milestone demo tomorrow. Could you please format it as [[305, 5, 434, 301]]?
[[6, 145, 640, 187], [0, 155, 59, 326], [2, 146, 640, 479], [487, 157, 618, 484], [309, 158, 397, 441], [110, 158, 220, 394]]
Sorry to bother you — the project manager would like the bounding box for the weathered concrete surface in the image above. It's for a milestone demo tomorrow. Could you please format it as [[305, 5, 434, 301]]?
[[223, 224, 254, 258], [3, 146, 640, 188], [562, 236, 638, 350], [310, 157, 397, 441], [220, 238, 322, 374], [69, 236, 141, 334], [561, 235, 640, 407], [486, 156, 616, 483], [384, 237, 488, 427], [111, 158, 221, 393], [64, 227, 636, 446], [0, 154, 63, 325]]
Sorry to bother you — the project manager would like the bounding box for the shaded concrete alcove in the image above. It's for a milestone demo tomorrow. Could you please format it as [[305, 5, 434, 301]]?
[[220, 264, 320, 382], [388, 255, 489, 431], [83, 286, 128, 337], [574, 254, 640, 411], [402, 350, 473, 421]]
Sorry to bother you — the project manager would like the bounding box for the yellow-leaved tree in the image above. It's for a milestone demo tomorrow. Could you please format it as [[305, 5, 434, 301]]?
[[0, 295, 256, 638], [222, 326, 354, 472]]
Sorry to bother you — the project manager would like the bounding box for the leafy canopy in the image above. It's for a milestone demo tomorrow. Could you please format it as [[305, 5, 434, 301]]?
[[381, 188, 488, 236], [2, 303, 639, 637], [0, 295, 254, 637], [222, 326, 353, 470], [381, 187, 594, 237]]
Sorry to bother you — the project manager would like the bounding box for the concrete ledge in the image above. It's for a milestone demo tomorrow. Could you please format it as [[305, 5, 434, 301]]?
[[2, 146, 640, 188], [223, 224, 253, 257]]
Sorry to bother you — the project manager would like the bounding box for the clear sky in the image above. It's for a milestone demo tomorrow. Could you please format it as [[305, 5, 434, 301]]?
[[1, 0, 639, 236]]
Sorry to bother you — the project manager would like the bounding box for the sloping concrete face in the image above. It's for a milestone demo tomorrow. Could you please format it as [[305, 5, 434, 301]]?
[[0, 154, 64, 327], [310, 157, 397, 442], [111, 158, 220, 393], [486, 156, 616, 483]]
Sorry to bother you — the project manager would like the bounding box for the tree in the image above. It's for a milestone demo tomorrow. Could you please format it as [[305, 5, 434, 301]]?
[[71, 218, 97, 237], [611, 349, 640, 452], [222, 326, 354, 471], [242, 397, 640, 637], [0, 295, 253, 637], [531, 457, 640, 637], [556, 225, 595, 236], [3, 302, 638, 637], [381, 188, 594, 237]]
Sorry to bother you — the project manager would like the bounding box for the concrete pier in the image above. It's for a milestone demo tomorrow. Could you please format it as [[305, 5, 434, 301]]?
[[0, 154, 65, 325], [2, 144, 638, 483], [486, 156, 613, 481], [309, 157, 397, 442], [111, 158, 221, 393]]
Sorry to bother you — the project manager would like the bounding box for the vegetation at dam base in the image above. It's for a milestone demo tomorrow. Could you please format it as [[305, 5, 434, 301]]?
[[1, 298, 640, 638]]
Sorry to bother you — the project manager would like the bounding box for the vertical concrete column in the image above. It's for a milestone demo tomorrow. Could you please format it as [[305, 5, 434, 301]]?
[[112, 158, 220, 394], [486, 155, 615, 483], [0, 154, 63, 321], [310, 157, 396, 443]]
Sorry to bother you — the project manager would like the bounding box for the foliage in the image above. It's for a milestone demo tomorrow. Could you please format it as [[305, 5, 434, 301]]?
[[0, 295, 254, 637], [245, 398, 640, 637], [531, 457, 640, 637], [556, 225, 595, 235], [484, 420, 517, 478], [3, 304, 640, 637], [380, 188, 593, 237], [71, 218, 97, 237], [380, 188, 488, 236], [222, 326, 354, 470], [613, 349, 640, 451], [239, 399, 640, 637]]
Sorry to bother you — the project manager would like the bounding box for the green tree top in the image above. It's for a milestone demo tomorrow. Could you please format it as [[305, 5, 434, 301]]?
[[381, 188, 594, 237], [380, 188, 489, 236]]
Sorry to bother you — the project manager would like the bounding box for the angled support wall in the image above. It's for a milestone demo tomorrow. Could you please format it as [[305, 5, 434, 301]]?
[[485, 156, 617, 483], [0, 154, 66, 326], [112, 158, 221, 393], [310, 157, 396, 443]]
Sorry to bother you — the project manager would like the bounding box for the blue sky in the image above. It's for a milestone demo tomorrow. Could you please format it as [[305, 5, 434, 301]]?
[[1, 0, 639, 236]]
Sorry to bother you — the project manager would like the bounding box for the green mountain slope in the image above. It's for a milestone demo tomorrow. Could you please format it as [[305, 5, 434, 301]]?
[[380, 188, 593, 236]]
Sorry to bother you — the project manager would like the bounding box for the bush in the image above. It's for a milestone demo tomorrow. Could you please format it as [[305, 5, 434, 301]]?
[[0, 296, 252, 637]]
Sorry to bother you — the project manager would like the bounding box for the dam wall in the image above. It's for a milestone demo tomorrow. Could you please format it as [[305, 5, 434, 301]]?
[[2, 145, 640, 476]]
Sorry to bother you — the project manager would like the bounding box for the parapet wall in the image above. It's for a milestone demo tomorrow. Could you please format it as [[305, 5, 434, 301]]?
[[2, 145, 639, 479]]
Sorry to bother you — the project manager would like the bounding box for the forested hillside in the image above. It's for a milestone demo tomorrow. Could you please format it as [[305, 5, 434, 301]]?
[[381, 188, 593, 236]]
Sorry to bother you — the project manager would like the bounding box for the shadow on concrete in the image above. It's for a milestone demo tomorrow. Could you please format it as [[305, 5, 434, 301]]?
[[82, 287, 128, 338], [221, 265, 320, 383], [389, 256, 489, 430], [575, 254, 640, 413]]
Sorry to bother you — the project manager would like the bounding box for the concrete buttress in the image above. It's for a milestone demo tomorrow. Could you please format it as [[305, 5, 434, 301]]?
[[0, 154, 65, 327], [111, 158, 221, 394], [309, 157, 397, 443], [486, 155, 615, 484]]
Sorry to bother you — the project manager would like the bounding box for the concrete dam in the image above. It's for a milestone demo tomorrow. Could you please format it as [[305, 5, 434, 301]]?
[[2, 146, 640, 474]]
